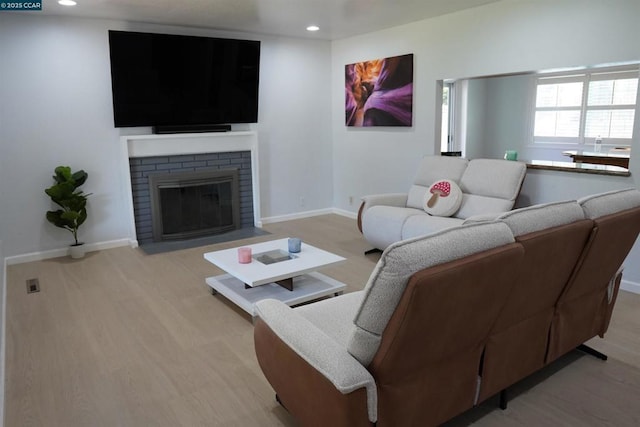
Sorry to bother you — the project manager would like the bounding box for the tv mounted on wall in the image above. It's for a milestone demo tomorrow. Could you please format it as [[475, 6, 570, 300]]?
[[108, 30, 260, 132]]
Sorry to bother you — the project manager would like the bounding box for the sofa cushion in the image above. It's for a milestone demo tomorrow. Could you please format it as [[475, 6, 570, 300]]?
[[401, 214, 463, 240], [459, 158, 526, 201], [406, 156, 468, 209], [462, 213, 502, 224], [423, 179, 463, 217], [497, 200, 586, 236], [348, 221, 516, 366], [454, 194, 514, 219], [295, 291, 364, 349], [578, 188, 640, 219], [450, 159, 526, 219]]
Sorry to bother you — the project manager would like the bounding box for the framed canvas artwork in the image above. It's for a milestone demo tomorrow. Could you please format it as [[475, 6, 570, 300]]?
[[345, 53, 414, 127]]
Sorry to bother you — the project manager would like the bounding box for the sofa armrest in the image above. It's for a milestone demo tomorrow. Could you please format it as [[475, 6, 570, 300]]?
[[357, 193, 408, 232], [254, 299, 377, 424], [362, 193, 408, 208]]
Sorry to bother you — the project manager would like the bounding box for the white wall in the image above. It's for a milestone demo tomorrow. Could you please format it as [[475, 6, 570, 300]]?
[[331, 0, 640, 283], [0, 14, 332, 258], [254, 36, 333, 218], [480, 74, 532, 161]]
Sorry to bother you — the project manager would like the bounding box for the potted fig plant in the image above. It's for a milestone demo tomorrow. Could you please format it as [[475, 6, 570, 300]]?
[[44, 166, 91, 259]]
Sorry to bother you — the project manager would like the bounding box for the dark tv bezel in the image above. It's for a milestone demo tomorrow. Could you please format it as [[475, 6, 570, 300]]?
[[108, 30, 260, 129]]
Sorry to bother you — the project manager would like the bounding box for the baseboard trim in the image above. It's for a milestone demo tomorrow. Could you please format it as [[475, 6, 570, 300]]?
[[621, 279, 640, 295], [260, 208, 335, 224], [5, 239, 134, 266], [260, 208, 358, 225]]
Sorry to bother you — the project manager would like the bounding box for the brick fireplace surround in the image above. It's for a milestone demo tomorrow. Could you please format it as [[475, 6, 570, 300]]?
[[121, 131, 260, 247]]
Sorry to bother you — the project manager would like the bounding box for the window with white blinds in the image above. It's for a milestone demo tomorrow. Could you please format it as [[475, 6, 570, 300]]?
[[533, 68, 639, 147]]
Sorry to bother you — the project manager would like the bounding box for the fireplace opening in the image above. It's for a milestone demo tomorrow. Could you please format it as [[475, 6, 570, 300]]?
[[148, 169, 240, 242]]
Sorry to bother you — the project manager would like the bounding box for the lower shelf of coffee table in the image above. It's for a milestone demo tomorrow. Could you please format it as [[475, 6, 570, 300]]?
[[205, 271, 346, 315]]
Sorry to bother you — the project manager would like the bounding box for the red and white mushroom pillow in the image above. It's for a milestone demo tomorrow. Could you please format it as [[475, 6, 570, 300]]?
[[423, 179, 463, 217]]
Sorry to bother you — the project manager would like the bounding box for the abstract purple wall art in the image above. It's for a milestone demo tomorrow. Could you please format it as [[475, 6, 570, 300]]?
[[345, 53, 414, 127]]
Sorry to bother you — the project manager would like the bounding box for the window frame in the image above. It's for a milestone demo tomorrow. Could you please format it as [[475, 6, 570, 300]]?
[[531, 66, 639, 150]]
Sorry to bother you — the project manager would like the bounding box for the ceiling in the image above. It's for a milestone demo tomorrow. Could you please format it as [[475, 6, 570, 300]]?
[[40, 0, 499, 40]]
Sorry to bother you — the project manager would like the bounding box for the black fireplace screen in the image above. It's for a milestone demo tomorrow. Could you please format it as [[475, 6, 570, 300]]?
[[149, 169, 240, 241]]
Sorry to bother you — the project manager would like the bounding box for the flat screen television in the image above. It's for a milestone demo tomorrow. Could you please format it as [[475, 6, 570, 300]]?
[[108, 30, 260, 129]]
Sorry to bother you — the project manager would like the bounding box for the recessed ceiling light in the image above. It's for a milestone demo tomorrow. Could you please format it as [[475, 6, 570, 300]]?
[[306, 25, 320, 32], [58, 0, 77, 6]]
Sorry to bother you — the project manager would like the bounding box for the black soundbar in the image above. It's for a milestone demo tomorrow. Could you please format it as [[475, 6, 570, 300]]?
[[153, 124, 232, 134]]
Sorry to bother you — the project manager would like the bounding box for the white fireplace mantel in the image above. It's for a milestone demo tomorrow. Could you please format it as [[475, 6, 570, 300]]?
[[120, 131, 261, 246]]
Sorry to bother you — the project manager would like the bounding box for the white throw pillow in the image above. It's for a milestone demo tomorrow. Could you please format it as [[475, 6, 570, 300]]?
[[423, 179, 463, 217]]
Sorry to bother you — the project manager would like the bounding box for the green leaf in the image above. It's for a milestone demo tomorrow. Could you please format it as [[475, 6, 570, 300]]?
[[71, 170, 88, 187], [46, 210, 74, 231], [60, 211, 80, 221], [76, 208, 87, 226], [53, 166, 72, 184], [45, 182, 75, 202]]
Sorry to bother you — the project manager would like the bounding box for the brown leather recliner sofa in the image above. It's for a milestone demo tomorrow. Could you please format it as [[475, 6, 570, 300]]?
[[253, 188, 640, 426]]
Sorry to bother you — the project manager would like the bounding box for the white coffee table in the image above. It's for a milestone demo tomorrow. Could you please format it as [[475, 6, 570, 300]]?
[[204, 238, 347, 315]]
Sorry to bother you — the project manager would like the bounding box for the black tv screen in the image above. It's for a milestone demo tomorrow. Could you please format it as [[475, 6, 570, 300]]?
[[108, 30, 260, 128]]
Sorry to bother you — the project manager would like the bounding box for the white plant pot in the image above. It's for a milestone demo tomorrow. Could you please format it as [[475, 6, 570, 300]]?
[[69, 243, 86, 259]]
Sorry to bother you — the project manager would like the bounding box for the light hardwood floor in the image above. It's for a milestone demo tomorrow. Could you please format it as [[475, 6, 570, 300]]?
[[5, 214, 640, 426]]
